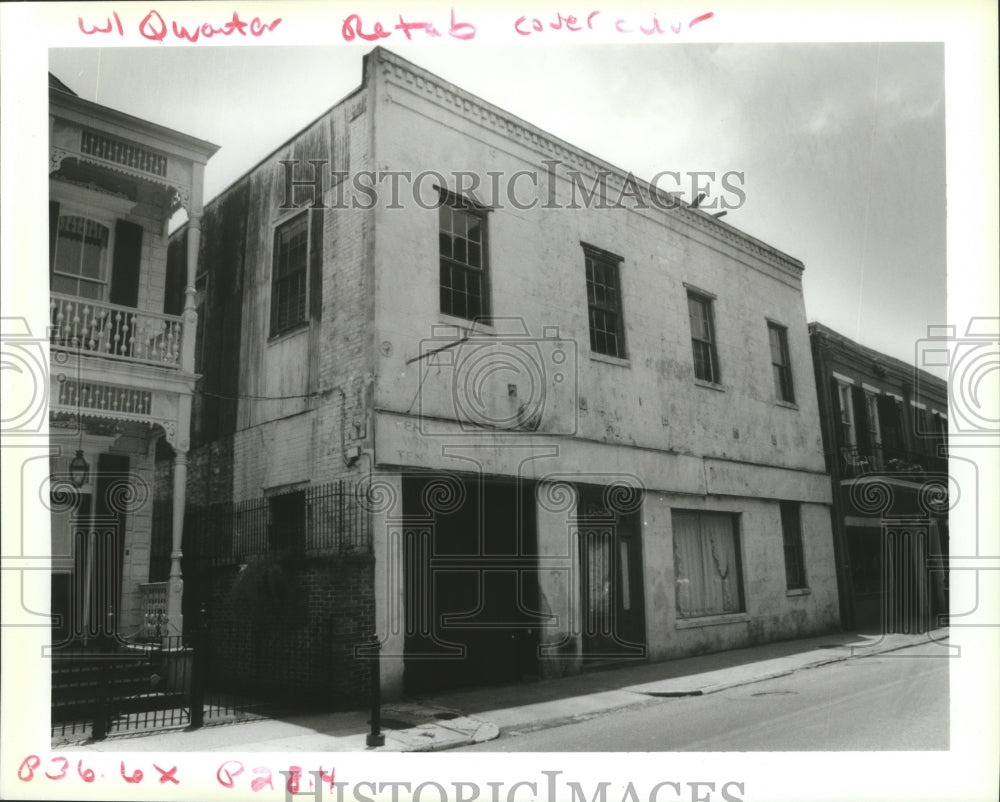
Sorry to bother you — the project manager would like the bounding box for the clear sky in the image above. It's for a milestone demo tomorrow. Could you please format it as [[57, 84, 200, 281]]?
[[48, 42, 946, 375]]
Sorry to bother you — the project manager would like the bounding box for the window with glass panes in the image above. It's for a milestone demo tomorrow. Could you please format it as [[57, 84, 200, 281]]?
[[51, 216, 110, 300], [837, 381, 856, 447], [768, 322, 795, 402], [270, 213, 309, 335], [780, 502, 807, 589], [687, 292, 720, 383], [439, 197, 488, 321], [585, 248, 626, 358]]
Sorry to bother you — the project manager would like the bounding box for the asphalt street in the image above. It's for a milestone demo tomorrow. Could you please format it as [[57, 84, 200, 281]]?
[[456, 643, 950, 751]]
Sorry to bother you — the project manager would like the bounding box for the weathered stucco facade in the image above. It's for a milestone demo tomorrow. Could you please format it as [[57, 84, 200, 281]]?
[[177, 48, 840, 702]]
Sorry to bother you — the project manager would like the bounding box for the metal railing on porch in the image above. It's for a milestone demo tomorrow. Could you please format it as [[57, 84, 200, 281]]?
[[50, 610, 280, 744], [51, 636, 193, 742], [838, 444, 948, 479], [137, 582, 169, 641]]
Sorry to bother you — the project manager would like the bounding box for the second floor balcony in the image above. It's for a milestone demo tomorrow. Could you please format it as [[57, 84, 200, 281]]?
[[50, 292, 185, 369], [838, 443, 947, 480]]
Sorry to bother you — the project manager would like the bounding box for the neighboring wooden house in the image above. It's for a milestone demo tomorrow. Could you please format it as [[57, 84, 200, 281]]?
[[47, 74, 217, 645]]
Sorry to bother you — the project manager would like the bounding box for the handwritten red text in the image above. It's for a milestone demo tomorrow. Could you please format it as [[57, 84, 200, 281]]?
[[514, 10, 714, 36], [341, 9, 475, 42], [77, 10, 282, 42]]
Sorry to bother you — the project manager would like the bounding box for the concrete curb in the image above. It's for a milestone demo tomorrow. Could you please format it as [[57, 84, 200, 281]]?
[[387, 718, 500, 752], [376, 704, 500, 751], [444, 629, 951, 747]]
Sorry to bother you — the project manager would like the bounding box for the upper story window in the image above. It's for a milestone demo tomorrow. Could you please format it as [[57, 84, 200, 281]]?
[[836, 379, 856, 447], [864, 390, 882, 440], [687, 291, 720, 383], [51, 216, 110, 300], [932, 410, 948, 438], [270, 212, 309, 336], [439, 194, 489, 322], [863, 389, 884, 465], [49, 197, 143, 309], [876, 393, 906, 456], [767, 322, 795, 403], [584, 246, 627, 359], [911, 402, 935, 455]]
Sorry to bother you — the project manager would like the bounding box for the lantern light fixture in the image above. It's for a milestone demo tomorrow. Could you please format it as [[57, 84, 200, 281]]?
[[69, 449, 90, 488]]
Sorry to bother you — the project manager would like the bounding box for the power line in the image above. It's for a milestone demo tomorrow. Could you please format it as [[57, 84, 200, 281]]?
[[197, 388, 325, 402]]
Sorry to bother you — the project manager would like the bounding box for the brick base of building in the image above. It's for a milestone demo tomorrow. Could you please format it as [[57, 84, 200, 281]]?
[[196, 552, 375, 709]]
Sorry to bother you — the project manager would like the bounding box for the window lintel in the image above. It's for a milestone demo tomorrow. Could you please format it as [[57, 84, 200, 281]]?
[[581, 242, 623, 263]]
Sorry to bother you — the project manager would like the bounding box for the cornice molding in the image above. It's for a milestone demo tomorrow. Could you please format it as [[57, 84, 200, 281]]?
[[374, 50, 805, 282], [50, 88, 219, 163], [808, 322, 948, 400]]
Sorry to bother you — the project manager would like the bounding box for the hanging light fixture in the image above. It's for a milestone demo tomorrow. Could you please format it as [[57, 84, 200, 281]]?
[[69, 450, 90, 488], [69, 419, 89, 489]]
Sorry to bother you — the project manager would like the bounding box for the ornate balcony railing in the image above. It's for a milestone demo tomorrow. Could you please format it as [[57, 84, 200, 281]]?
[[838, 444, 947, 479], [50, 293, 183, 368]]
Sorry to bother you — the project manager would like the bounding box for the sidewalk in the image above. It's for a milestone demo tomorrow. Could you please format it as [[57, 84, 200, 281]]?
[[67, 627, 951, 753]]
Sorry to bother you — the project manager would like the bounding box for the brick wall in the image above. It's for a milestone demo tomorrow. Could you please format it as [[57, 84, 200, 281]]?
[[161, 88, 377, 705], [168, 89, 373, 500], [198, 553, 375, 708], [154, 436, 234, 509]]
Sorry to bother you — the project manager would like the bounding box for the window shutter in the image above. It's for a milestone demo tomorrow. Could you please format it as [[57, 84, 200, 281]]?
[[269, 234, 279, 334], [309, 208, 323, 321], [163, 228, 187, 316], [852, 385, 871, 456], [916, 407, 932, 454], [49, 201, 60, 277], [110, 220, 143, 308], [829, 377, 843, 451], [877, 395, 902, 452]]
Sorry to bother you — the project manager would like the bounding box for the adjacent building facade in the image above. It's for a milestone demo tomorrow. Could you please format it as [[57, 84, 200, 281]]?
[[47, 74, 217, 646], [171, 48, 841, 703], [809, 322, 949, 632]]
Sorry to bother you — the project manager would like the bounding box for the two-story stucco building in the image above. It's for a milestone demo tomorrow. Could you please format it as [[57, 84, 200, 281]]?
[[172, 48, 840, 703]]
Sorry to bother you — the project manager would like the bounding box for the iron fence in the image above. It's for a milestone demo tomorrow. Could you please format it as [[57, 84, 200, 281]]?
[[51, 636, 192, 742], [51, 616, 286, 744], [185, 480, 371, 565]]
